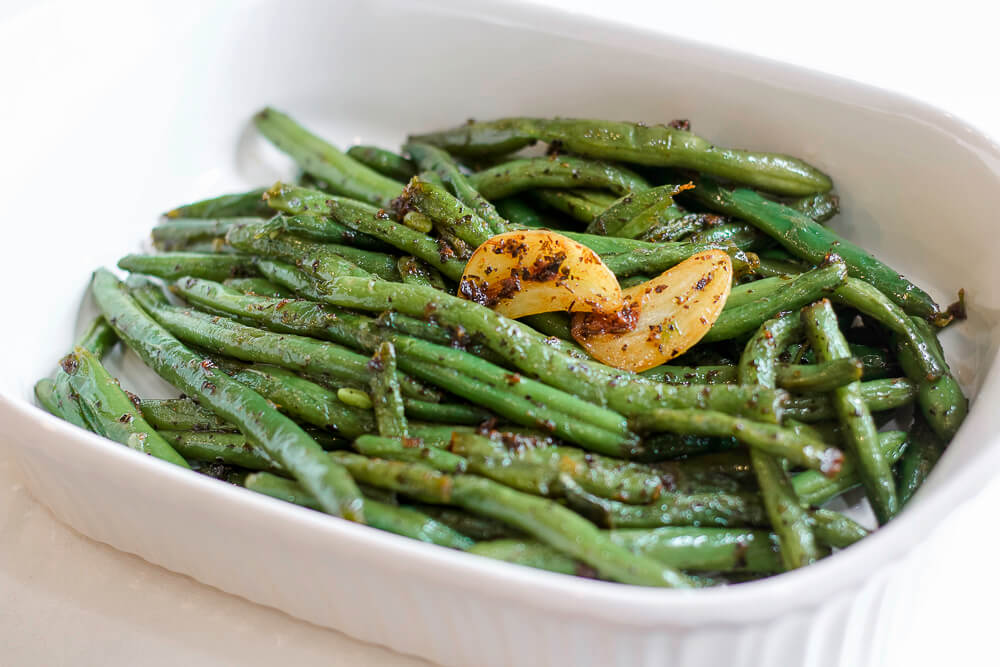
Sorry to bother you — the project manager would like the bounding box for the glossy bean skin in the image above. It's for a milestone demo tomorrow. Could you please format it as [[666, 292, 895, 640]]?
[[411, 117, 832, 196]]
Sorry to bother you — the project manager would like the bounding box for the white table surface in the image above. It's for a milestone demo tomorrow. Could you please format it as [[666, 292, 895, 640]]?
[[3, 1, 998, 665]]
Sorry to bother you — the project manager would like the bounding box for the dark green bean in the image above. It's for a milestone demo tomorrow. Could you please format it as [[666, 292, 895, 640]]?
[[369, 342, 408, 438], [254, 108, 401, 207], [801, 299, 897, 524], [345, 145, 416, 182], [245, 472, 474, 549], [468, 155, 650, 199], [737, 311, 823, 569], [896, 317, 967, 440], [563, 476, 767, 529], [632, 408, 843, 475], [118, 252, 256, 282], [164, 188, 270, 219], [404, 142, 509, 235], [65, 346, 190, 467], [91, 268, 364, 521], [411, 118, 832, 196], [352, 434, 467, 473], [784, 377, 918, 422], [702, 260, 848, 343], [793, 431, 908, 507], [692, 179, 940, 319], [897, 416, 945, 505], [330, 453, 694, 587]]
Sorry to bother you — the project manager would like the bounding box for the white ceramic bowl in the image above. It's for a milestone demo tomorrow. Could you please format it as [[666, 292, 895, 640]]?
[[2, 1, 999, 665]]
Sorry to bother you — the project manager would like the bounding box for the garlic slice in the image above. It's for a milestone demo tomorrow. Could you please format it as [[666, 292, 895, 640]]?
[[571, 249, 732, 372], [458, 230, 623, 319]]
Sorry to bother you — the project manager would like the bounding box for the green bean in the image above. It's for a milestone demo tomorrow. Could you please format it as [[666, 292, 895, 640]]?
[[575, 190, 619, 207], [809, 509, 869, 549], [793, 431, 908, 507], [396, 256, 446, 289], [411, 118, 831, 196], [63, 346, 190, 467], [852, 345, 901, 381], [402, 210, 434, 234], [352, 434, 467, 473], [92, 268, 365, 521], [640, 359, 863, 392], [177, 239, 235, 255], [219, 363, 375, 438], [271, 213, 391, 251], [396, 176, 500, 246], [642, 212, 722, 243], [614, 199, 686, 240], [132, 294, 438, 402], [164, 188, 270, 219], [725, 276, 790, 309], [223, 277, 292, 298], [563, 476, 767, 529], [386, 334, 630, 438], [173, 276, 500, 385], [330, 453, 694, 587], [587, 184, 681, 236], [801, 299, 897, 524], [118, 252, 256, 281], [33, 378, 65, 420], [531, 189, 606, 223], [404, 176, 746, 277], [775, 357, 863, 392], [139, 397, 237, 432], [245, 472, 473, 550], [692, 180, 939, 319], [687, 222, 773, 252], [449, 432, 661, 504], [254, 108, 401, 207], [173, 275, 377, 346], [401, 356, 634, 455], [896, 317, 967, 440], [468, 155, 650, 199], [408, 506, 522, 540], [225, 219, 375, 280], [345, 145, 416, 182], [784, 377, 918, 422], [599, 242, 732, 279], [368, 342, 408, 438], [520, 313, 574, 341], [266, 184, 466, 281], [494, 196, 547, 228], [404, 142, 509, 234], [159, 430, 281, 470], [274, 275, 787, 422], [833, 278, 944, 381], [175, 275, 626, 448], [37, 317, 119, 427], [898, 416, 945, 505], [151, 218, 254, 250], [468, 540, 587, 577], [784, 192, 840, 223], [632, 408, 843, 475], [640, 365, 737, 384], [736, 311, 823, 569], [373, 310, 460, 349], [611, 527, 782, 573], [702, 260, 848, 343]]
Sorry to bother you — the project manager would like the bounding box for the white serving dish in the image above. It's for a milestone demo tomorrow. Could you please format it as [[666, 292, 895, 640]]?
[[2, 0, 999, 665]]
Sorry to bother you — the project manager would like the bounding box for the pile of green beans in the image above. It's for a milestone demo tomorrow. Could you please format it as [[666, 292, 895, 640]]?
[[34, 109, 969, 589]]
